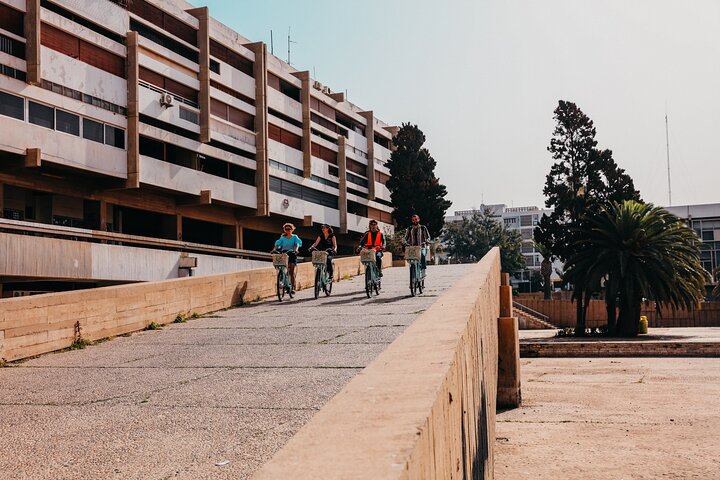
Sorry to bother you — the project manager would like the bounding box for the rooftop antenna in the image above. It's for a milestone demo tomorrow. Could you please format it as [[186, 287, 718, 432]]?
[[270, 30, 274, 55], [287, 27, 297, 65], [665, 107, 672, 206]]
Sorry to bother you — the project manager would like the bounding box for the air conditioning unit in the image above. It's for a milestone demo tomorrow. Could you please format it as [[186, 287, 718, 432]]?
[[322, 86, 331, 95], [159, 92, 174, 107], [312, 80, 322, 90]]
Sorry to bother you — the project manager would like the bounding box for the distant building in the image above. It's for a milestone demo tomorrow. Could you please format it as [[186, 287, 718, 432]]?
[[665, 203, 720, 277], [445, 204, 563, 291]]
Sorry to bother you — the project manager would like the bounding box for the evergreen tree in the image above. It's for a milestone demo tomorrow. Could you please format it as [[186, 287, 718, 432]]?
[[385, 124, 452, 236]]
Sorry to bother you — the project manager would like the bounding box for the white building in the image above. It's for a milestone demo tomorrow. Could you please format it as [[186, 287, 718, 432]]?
[[665, 203, 720, 277]]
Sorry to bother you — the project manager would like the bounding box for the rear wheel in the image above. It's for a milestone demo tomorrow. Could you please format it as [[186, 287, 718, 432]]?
[[365, 266, 372, 298], [277, 271, 285, 302], [409, 265, 417, 297], [314, 268, 321, 299]]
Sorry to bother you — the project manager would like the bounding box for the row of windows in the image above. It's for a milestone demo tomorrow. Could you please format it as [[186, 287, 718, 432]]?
[[41, 0, 125, 44], [130, 19, 198, 64], [41, 23, 125, 78], [269, 176, 338, 209], [128, 1, 197, 47], [0, 33, 25, 59], [40, 79, 127, 116], [211, 80, 255, 107], [268, 123, 302, 151], [311, 141, 338, 165], [139, 67, 199, 107], [268, 73, 301, 102], [310, 175, 339, 189], [211, 98, 254, 131], [209, 39, 254, 77], [0, 62, 26, 82], [269, 108, 302, 129], [0, 3, 24, 37], [269, 159, 303, 177], [347, 172, 369, 188], [348, 187, 368, 199], [0, 90, 124, 148]]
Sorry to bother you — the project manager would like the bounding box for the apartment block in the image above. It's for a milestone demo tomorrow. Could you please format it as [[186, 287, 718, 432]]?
[[0, 0, 396, 294]]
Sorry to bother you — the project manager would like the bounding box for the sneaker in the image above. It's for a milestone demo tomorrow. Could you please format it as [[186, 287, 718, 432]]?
[[290, 289, 296, 295]]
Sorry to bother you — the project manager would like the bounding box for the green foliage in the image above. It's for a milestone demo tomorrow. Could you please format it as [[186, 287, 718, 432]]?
[[385, 123, 452, 236], [70, 338, 91, 350], [441, 209, 525, 272], [174, 313, 187, 323], [383, 227, 406, 259], [565, 201, 709, 336], [190, 312, 201, 319], [145, 322, 162, 331]]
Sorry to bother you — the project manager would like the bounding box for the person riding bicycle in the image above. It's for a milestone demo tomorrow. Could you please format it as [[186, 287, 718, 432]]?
[[272, 223, 302, 294], [404, 214, 431, 271], [356, 220, 385, 276], [308, 224, 337, 280]]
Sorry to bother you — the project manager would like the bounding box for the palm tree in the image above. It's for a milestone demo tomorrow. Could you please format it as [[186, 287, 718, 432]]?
[[565, 201, 708, 336]]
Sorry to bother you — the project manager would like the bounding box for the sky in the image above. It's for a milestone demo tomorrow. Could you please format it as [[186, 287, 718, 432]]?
[[199, 0, 720, 212]]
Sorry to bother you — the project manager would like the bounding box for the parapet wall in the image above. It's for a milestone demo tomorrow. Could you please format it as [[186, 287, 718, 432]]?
[[0, 255, 391, 362], [253, 248, 502, 480]]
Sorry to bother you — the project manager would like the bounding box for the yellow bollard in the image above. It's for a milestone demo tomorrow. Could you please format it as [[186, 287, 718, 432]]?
[[638, 316, 648, 334]]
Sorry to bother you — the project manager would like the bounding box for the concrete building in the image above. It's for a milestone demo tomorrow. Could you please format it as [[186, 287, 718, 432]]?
[[665, 203, 720, 278], [446, 204, 563, 291], [0, 0, 396, 295]]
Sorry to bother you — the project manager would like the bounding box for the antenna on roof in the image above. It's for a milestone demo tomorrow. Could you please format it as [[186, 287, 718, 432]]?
[[665, 106, 672, 206], [270, 30, 274, 55], [287, 27, 297, 65]]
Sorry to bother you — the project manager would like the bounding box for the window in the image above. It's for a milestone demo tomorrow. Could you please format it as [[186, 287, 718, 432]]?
[[1, 63, 27, 81], [210, 40, 254, 77], [209, 59, 220, 74], [328, 165, 339, 177], [0, 91, 24, 120], [29, 101, 55, 129], [268, 124, 302, 150], [347, 172, 369, 188], [83, 118, 104, 143], [0, 3, 24, 37], [56, 110, 80, 136], [0, 33, 25, 59], [210, 80, 255, 106], [179, 106, 199, 124], [40, 0, 125, 43], [269, 176, 339, 209], [270, 159, 303, 177], [130, 19, 199, 63], [310, 175, 339, 189], [41, 24, 125, 78], [105, 125, 125, 148]]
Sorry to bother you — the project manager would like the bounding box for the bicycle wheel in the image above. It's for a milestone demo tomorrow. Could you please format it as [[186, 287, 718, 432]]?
[[409, 264, 416, 297], [374, 279, 380, 295], [324, 271, 333, 296], [365, 266, 372, 298], [314, 268, 321, 299], [276, 271, 285, 302], [417, 269, 424, 295]]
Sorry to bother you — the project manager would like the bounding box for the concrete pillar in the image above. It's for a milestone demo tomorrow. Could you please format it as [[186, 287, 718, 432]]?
[[99, 199, 107, 231], [0, 182, 4, 218], [176, 215, 183, 241], [247, 42, 269, 216], [25, 148, 41, 168], [498, 272, 521, 408], [359, 111, 376, 200], [291, 70, 312, 178], [187, 7, 210, 143], [24, 0, 41, 86], [126, 31, 140, 189], [235, 222, 243, 249], [337, 136, 348, 234]]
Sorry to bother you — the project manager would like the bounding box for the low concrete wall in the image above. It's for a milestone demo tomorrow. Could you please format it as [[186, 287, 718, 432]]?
[[253, 248, 501, 480], [0, 255, 391, 362], [515, 298, 720, 328]]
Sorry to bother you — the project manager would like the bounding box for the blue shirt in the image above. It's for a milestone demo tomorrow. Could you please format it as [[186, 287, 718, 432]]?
[[275, 234, 302, 251]]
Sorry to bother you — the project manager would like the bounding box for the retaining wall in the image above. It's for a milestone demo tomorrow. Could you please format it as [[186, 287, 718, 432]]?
[[515, 298, 720, 328], [253, 248, 502, 480], [0, 255, 391, 362]]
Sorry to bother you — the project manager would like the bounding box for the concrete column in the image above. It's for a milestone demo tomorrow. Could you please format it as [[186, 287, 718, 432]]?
[[247, 42, 269, 216], [235, 222, 243, 249], [497, 272, 521, 408], [187, 7, 210, 143], [359, 111, 376, 200], [0, 182, 4, 218], [291, 70, 312, 178], [337, 136, 348, 234], [126, 31, 140, 189], [24, 0, 41, 86], [99, 199, 107, 231], [176, 215, 183, 241], [25, 148, 41, 168]]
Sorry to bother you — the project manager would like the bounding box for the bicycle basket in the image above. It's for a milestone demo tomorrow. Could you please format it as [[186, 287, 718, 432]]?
[[312, 250, 328, 265], [405, 246, 422, 261], [359, 249, 376, 263], [272, 253, 289, 267]]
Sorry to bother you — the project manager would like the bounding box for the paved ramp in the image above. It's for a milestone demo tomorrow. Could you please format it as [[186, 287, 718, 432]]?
[[0, 264, 470, 480]]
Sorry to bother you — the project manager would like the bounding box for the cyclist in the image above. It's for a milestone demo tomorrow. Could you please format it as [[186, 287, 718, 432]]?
[[356, 219, 385, 276], [272, 223, 302, 293], [308, 224, 337, 280], [404, 214, 431, 272]]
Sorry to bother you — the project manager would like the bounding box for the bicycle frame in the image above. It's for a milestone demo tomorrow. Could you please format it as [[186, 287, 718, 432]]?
[[312, 254, 333, 299], [407, 247, 426, 297], [360, 250, 381, 298]]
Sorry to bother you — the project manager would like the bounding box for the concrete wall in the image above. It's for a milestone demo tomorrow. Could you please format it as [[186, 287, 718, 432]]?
[[0, 232, 267, 283], [515, 298, 720, 328], [0, 254, 392, 362], [253, 248, 501, 480]]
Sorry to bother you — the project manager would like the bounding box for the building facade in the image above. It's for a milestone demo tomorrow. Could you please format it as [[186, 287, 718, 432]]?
[[446, 204, 563, 291], [0, 0, 396, 294], [665, 203, 720, 280]]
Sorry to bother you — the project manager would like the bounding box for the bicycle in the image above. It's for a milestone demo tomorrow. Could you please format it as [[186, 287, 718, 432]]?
[[359, 247, 382, 298], [271, 251, 294, 302], [309, 247, 334, 299], [405, 245, 426, 297]]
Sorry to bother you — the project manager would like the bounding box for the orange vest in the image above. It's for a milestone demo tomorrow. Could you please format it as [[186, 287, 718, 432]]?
[[366, 231, 383, 248]]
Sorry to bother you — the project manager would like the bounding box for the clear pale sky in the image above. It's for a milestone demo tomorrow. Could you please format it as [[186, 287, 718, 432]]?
[[199, 0, 720, 212]]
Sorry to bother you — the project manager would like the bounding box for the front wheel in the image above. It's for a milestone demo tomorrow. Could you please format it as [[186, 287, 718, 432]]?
[[409, 265, 417, 297], [314, 268, 321, 299], [365, 266, 372, 298], [277, 271, 285, 302], [324, 269, 333, 296]]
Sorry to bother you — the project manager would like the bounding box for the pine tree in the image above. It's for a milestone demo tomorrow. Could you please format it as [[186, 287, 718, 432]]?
[[385, 124, 452, 236]]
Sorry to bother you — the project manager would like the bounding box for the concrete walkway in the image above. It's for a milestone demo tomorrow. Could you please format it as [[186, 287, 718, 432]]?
[[0, 263, 469, 480], [495, 357, 720, 479]]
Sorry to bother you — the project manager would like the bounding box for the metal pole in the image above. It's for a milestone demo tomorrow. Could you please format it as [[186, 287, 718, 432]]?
[[665, 112, 672, 206]]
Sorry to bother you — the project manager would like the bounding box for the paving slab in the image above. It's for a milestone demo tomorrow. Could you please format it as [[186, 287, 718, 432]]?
[[495, 357, 720, 479], [0, 263, 470, 479]]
